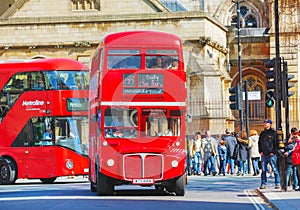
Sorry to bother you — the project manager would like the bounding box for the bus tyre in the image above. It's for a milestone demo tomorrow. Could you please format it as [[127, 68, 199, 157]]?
[[174, 174, 185, 196], [90, 182, 97, 192], [96, 172, 114, 196], [166, 174, 185, 196], [0, 158, 16, 185], [40, 177, 56, 184], [7, 159, 18, 184]]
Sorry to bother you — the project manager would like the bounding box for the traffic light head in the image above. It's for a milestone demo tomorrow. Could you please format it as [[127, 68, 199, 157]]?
[[265, 90, 274, 108], [287, 74, 295, 97], [265, 58, 275, 68], [229, 86, 242, 110], [282, 61, 295, 100], [265, 57, 282, 101], [265, 58, 276, 90]]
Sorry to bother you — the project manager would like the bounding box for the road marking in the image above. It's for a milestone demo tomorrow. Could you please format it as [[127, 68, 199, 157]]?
[[0, 196, 116, 201], [244, 189, 265, 210]]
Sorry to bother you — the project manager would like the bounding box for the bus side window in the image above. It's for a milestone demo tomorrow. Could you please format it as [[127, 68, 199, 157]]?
[[32, 118, 45, 145], [14, 79, 24, 90], [65, 75, 78, 90], [3, 73, 28, 92], [32, 73, 45, 90], [45, 72, 59, 90], [11, 119, 35, 147]]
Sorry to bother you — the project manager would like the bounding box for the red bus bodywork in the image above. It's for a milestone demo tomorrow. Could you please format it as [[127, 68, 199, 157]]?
[[89, 31, 187, 195], [0, 58, 89, 184]]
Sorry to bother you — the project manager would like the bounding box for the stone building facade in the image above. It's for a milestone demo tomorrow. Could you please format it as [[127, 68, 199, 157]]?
[[0, 0, 299, 136]]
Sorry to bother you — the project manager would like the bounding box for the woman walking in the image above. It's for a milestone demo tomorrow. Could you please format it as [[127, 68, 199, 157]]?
[[248, 129, 260, 176], [236, 131, 249, 176]]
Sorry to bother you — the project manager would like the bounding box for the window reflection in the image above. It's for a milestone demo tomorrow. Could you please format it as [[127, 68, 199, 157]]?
[[146, 56, 178, 69], [46, 71, 89, 90], [145, 116, 180, 137], [104, 108, 138, 138], [0, 71, 89, 121], [108, 55, 141, 69], [12, 116, 89, 156]]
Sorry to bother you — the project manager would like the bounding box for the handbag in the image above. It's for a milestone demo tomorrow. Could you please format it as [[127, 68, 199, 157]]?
[[292, 145, 300, 165]]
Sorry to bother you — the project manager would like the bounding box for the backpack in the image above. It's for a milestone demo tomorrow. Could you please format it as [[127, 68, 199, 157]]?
[[203, 140, 213, 154]]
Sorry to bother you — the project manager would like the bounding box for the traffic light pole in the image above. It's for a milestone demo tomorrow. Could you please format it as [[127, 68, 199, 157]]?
[[233, 0, 244, 132], [245, 81, 249, 137], [283, 61, 290, 139], [274, 0, 286, 191], [274, 0, 282, 133]]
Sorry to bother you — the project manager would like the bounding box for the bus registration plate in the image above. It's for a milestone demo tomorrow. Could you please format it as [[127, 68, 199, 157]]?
[[132, 179, 154, 184]]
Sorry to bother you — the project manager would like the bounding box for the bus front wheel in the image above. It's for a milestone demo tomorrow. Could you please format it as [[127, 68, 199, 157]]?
[[90, 182, 97, 192], [96, 172, 114, 196], [166, 174, 186, 196], [174, 174, 186, 196], [0, 158, 17, 185]]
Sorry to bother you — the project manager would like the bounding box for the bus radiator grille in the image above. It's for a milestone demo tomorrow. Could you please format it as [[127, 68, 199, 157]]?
[[123, 153, 163, 180]]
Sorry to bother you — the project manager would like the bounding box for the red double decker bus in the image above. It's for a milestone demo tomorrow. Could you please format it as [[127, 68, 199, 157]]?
[[0, 58, 89, 184], [89, 31, 187, 195]]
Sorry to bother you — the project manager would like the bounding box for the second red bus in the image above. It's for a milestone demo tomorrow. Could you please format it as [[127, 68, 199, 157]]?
[[0, 58, 89, 184]]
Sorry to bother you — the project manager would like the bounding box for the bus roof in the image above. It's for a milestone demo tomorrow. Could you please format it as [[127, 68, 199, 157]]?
[[102, 31, 182, 48], [0, 58, 88, 71]]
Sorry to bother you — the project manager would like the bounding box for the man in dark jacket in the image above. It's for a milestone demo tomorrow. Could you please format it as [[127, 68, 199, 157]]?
[[224, 128, 237, 175], [258, 119, 280, 189]]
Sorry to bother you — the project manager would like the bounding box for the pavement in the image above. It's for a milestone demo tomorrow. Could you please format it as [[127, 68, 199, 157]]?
[[256, 185, 300, 210]]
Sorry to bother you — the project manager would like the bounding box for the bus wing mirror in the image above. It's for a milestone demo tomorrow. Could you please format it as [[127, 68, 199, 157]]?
[[187, 114, 192, 123]]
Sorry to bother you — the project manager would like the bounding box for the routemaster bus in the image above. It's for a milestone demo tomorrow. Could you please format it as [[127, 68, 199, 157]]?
[[0, 58, 89, 184], [89, 31, 187, 196]]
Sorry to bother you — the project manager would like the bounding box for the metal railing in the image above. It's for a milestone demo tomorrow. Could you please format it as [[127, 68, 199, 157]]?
[[187, 98, 300, 134]]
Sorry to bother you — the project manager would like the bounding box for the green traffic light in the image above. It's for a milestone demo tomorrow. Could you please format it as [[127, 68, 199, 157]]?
[[266, 99, 274, 107]]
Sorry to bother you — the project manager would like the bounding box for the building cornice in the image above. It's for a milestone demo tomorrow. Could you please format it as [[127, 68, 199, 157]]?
[[0, 11, 228, 32]]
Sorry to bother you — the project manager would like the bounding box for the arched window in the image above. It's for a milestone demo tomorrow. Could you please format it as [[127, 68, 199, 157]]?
[[231, 16, 242, 28], [230, 5, 258, 28], [245, 15, 257, 28], [240, 6, 249, 17]]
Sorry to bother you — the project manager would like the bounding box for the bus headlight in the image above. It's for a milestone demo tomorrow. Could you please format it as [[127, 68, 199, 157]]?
[[66, 160, 74, 170], [175, 141, 181, 146], [171, 160, 178, 168], [103, 141, 108, 146], [107, 159, 114, 167]]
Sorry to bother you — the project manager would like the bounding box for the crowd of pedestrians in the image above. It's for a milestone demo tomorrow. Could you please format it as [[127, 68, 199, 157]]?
[[186, 129, 251, 177], [186, 119, 300, 191]]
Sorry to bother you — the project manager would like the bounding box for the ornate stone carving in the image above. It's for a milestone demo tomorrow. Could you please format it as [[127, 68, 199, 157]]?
[[199, 36, 228, 54]]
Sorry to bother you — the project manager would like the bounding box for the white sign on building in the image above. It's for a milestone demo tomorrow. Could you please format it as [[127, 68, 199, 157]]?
[[243, 91, 261, 101]]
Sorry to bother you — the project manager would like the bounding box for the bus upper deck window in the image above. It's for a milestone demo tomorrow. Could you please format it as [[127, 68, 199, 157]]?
[[3, 73, 28, 91], [32, 74, 45, 90], [65, 75, 77, 89], [168, 58, 178, 70], [107, 49, 141, 69], [108, 56, 141, 69], [146, 55, 178, 69]]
